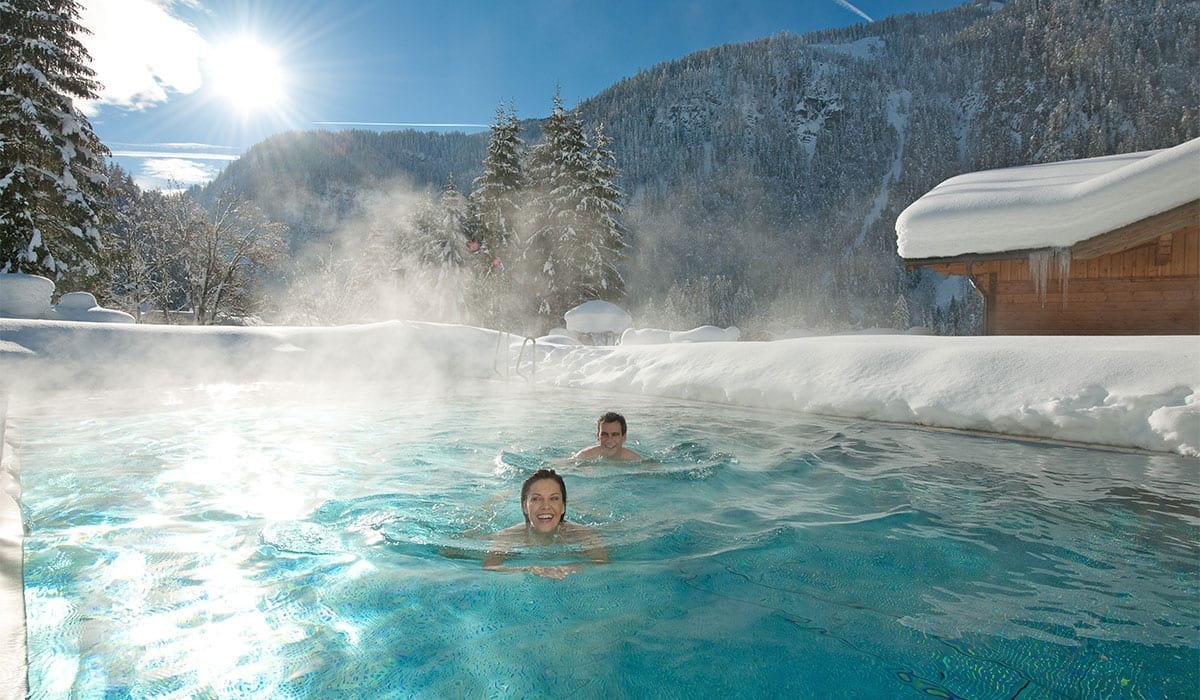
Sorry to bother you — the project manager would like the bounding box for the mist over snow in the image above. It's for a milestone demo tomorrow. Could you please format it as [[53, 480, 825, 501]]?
[[1, 319, 1196, 457]]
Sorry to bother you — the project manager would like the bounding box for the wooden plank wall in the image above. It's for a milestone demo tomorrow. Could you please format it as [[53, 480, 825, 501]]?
[[989, 277, 1198, 334], [929, 227, 1199, 334]]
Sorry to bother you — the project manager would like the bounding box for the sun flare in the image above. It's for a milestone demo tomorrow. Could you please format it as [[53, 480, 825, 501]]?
[[207, 37, 285, 114]]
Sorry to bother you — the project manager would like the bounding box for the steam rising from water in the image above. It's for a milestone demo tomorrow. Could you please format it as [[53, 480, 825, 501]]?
[[278, 177, 474, 327], [0, 318, 521, 399]]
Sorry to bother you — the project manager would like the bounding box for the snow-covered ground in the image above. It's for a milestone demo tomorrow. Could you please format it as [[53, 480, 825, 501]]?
[[1, 318, 1196, 457]]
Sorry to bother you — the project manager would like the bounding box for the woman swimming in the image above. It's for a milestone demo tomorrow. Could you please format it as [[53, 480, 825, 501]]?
[[483, 468, 609, 579]]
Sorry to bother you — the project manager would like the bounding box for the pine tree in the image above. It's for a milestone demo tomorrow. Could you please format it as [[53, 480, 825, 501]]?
[[576, 122, 628, 301], [522, 92, 594, 327], [470, 103, 524, 266], [399, 176, 471, 323], [0, 0, 109, 278], [424, 174, 468, 272], [465, 105, 525, 328], [890, 294, 910, 330]]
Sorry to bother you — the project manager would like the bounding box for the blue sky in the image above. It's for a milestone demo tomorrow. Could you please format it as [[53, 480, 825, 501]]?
[[78, 0, 967, 190]]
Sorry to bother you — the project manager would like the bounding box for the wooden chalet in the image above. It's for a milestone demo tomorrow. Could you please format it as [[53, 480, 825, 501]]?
[[896, 139, 1200, 335]]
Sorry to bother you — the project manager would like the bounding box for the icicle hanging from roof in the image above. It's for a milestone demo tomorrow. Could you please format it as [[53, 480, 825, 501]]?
[[1029, 248, 1071, 307]]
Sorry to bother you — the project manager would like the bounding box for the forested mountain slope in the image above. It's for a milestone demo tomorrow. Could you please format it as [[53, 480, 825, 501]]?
[[200, 129, 488, 246], [202, 0, 1199, 332]]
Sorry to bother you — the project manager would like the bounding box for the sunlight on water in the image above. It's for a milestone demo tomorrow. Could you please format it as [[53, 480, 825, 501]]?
[[15, 383, 1200, 698]]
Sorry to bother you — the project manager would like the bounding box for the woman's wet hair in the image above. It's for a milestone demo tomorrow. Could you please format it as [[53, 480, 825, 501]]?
[[521, 469, 567, 523]]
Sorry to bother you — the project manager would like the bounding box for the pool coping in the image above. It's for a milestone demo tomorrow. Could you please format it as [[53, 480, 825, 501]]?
[[0, 389, 26, 700]]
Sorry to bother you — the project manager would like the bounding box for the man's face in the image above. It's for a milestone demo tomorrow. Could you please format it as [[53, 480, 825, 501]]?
[[596, 420, 626, 457]]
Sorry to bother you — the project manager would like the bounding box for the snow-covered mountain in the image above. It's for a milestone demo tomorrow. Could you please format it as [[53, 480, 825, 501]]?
[[201, 0, 1198, 333]]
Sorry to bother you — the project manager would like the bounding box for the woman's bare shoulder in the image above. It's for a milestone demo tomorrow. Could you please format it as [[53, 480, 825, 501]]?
[[493, 523, 527, 537]]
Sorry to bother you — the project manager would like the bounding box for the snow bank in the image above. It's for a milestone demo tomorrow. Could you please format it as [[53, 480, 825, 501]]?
[[621, 328, 672, 345], [536, 334, 1200, 457], [620, 326, 740, 344], [0, 319, 1196, 456], [563, 300, 632, 334], [43, 292, 134, 323], [668, 325, 740, 343], [0, 274, 53, 319]]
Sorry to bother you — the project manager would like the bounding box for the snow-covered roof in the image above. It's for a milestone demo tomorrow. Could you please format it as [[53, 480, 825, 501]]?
[[896, 137, 1200, 260]]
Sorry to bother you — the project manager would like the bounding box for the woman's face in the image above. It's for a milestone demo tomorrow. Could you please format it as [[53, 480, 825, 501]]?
[[523, 478, 565, 533]]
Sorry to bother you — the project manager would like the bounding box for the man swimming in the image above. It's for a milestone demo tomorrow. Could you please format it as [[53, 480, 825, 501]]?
[[572, 411, 642, 461]]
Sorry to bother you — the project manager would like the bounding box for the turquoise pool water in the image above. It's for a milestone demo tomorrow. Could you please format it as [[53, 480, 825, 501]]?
[[16, 383, 1200, 698]]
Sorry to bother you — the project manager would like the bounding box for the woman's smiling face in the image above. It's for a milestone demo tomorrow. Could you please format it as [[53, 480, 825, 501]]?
[[522, 478, 565, 533]]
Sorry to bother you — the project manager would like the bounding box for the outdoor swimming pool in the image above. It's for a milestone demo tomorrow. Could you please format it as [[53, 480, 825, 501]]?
[[14, 382, 1200, 698]]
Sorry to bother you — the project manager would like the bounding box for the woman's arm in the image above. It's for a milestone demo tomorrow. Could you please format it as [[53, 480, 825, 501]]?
[[482, 524, 605, 579], [482, 549, 507, 570], [483, 527, 519, 571], [578, 530, 610, 565], [484, 551, 581, 579]]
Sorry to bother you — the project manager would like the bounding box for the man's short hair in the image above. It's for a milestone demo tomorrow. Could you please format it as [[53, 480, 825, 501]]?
[[597, 411, 627, 435]]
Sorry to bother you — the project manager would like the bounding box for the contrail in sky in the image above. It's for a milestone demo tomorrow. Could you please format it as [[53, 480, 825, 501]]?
[[834, 0, 874, 22]]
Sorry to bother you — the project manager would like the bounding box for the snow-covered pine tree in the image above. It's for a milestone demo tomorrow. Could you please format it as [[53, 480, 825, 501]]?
[[425, 174, 469, 273], [576, 121, 628, 301], [466, 104, 524, 328], [522, 92, 594, 327], [891, 293, 910, 330], [470, 103, 524, 266], [401, 176, 471, 322], [0, 0, 109, 278]]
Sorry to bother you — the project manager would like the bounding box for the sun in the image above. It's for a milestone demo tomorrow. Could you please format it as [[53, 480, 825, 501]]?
[[206, 37, 285, 114]]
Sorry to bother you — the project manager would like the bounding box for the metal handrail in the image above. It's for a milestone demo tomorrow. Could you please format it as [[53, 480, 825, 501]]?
[[493, 332, 537, 383], [516, 336, 536, 382]]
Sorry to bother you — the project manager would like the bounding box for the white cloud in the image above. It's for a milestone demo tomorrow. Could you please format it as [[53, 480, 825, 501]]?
[[110, 148, 239, 161], [78, 0, 209, 113], [138, 157, 219, 189]]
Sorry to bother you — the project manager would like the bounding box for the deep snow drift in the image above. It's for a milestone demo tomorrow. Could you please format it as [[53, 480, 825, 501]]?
[[0, 318, 1196, 457]]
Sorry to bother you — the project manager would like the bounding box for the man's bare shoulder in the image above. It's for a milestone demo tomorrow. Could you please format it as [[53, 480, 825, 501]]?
[[571, 446, 644, 461], [572, 445, 604, 459]]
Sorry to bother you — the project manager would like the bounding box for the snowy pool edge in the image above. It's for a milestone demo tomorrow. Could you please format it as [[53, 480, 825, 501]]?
[[0, 388, 27, 700], [1, 319, 1198, 456]]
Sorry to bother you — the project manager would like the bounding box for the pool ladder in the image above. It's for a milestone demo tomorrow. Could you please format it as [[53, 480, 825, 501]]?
[[494, 332, 537, 382]]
